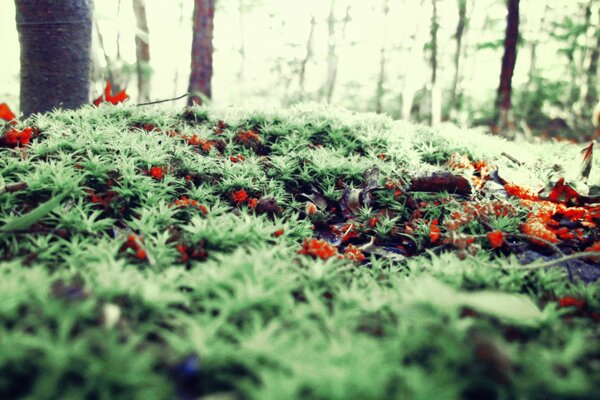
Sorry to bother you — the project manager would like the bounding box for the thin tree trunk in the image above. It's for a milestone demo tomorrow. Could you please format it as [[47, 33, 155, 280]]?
[[496, 0, 519, 134], [401, 0, 427, 121], [237, 0, 246, 85], [133, 0, 151, 102], [581, 2, 600, 114], [298, 15, 317, 100], [172, 0, 185, 97], [322, 0, 351, 104], [375, 0, 390, 114], [188, 0, 216, 105], [522, 1, 549, 119], [430, 0, 441, 125], [94, 18, 116, 87], [15, 0, 92, 117], [449, 0, 467, 120]]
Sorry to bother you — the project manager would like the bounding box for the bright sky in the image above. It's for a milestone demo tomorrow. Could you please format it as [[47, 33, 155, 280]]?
[[0, 0, 580, 116]]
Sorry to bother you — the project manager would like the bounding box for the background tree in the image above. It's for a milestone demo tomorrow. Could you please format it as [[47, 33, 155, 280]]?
[[322, 0, 351, 104], [430, 0, 441, 125], [375, 0, 390, 114], [496, 0, 519, 134], [133, 0, 151, 102], [449, 0, 468, 120], [14, 0, 92, 116], [188, 0, 216, 105]]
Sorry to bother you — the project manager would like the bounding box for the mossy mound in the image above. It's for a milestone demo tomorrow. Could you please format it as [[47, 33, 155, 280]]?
[[1, 103, 599, 399]]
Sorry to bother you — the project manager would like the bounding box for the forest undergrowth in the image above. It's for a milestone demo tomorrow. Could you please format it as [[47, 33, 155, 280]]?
[[0, 101, 599, 399]]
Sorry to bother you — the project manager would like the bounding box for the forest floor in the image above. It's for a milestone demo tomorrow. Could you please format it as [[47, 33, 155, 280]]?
[[1, 103, 600, 399]]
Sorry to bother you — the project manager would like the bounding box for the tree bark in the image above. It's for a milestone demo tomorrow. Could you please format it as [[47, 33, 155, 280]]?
[[400, 0, 427, 121], [496, 0, 519, 133], [15, 0, 92, 117], [237, 0, 246, 85], [188, 0, 216, 106], [375, 0, 390, 114], [298, 15, 317, 100], [430, 0, 441, 125], [133, 0, 151, 102], [322, 0, 351, 104], [449, 0, 467, 120]]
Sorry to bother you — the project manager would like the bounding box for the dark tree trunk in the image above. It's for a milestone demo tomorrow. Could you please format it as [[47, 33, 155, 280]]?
[[430, 0, 441, 125], [449, 0, 467, 119], [496, 0, 519, 133], [188, 0, 215, 106], [15, 0, 92, 117], [375, 0, 389, 114], [133, 0, 151, 102], [298, 15, 317, 100]]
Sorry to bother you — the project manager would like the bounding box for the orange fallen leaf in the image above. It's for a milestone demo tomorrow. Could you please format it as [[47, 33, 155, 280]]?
[[0, 103, 16, 123], [93, 81, 129, 106]]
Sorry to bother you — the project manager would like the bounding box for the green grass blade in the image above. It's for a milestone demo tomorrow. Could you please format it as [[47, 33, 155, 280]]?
[[0, 190, 70, 232]]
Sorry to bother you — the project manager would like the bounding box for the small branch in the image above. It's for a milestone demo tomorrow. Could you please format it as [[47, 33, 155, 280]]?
[[499, 251, 600, 271], [501, 152, 523, 166], [506, 233, 565, 256], [136, 93, 190, 107], [0, 182, 28, 196]]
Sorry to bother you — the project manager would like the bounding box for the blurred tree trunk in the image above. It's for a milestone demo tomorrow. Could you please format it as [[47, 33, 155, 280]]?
[[430, 0, 441, 125], [237, 0, 246, 85], [298, 15, 317, 100], [188, 0, 215, 105], [496, 0, 519, 134], [400, 0, 427, 121], [15, 0, 92, 117], [133, 0, 151, 102], [375, 0, 390, 114], [323, 0, 351, 104], [580, 1, 600, 116], [449, 0, 467, 120]]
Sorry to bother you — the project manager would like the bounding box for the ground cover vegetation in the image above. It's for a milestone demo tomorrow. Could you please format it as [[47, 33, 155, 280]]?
[[1, 98, 600, 399]]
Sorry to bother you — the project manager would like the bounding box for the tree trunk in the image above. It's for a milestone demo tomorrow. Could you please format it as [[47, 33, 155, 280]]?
[[580, 2, 600, 115], [133, 0, 151, 102], [496, 0, 519, 134], [449, 0, 467, 120], [298, 15, 317, 100], [430, 0, 441, 125], [375, 0, 390, 114], [237, 0, 246, 85], [188, 0, 216, 106], [15, 0, 92, 117], [401, 0, 427, 121], [322, 0, 351, 104]]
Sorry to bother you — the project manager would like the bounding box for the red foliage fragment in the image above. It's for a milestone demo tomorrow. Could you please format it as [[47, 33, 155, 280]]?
[[299, 238, 338, 260], [93, 81, 129, 106], [1, 127, 33, 146], [342, 244, 365, 263], [149, 166, 167, 180], [119, 234, 147, 260], [0, 103, 16, 123], [558, 296, 586, 310], [305, 202, 318, 216], [429, 219, 441, 243], [232, 189, 248, 204], [487, 230, 504, 249], [548, 178, 579, 204]]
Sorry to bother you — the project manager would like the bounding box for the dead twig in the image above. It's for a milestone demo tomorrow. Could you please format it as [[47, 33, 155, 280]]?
[[500, 152, 523, 166], [498, 251, 600, 271], [0, 182, 28, 197], [136, 93, 189, 107]]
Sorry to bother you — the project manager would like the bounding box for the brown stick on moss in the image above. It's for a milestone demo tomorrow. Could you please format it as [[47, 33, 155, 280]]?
[[15, 0, 92, 117]]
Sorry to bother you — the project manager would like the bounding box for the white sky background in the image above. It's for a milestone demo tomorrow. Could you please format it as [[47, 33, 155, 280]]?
[[0, 0, 583, 118]]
